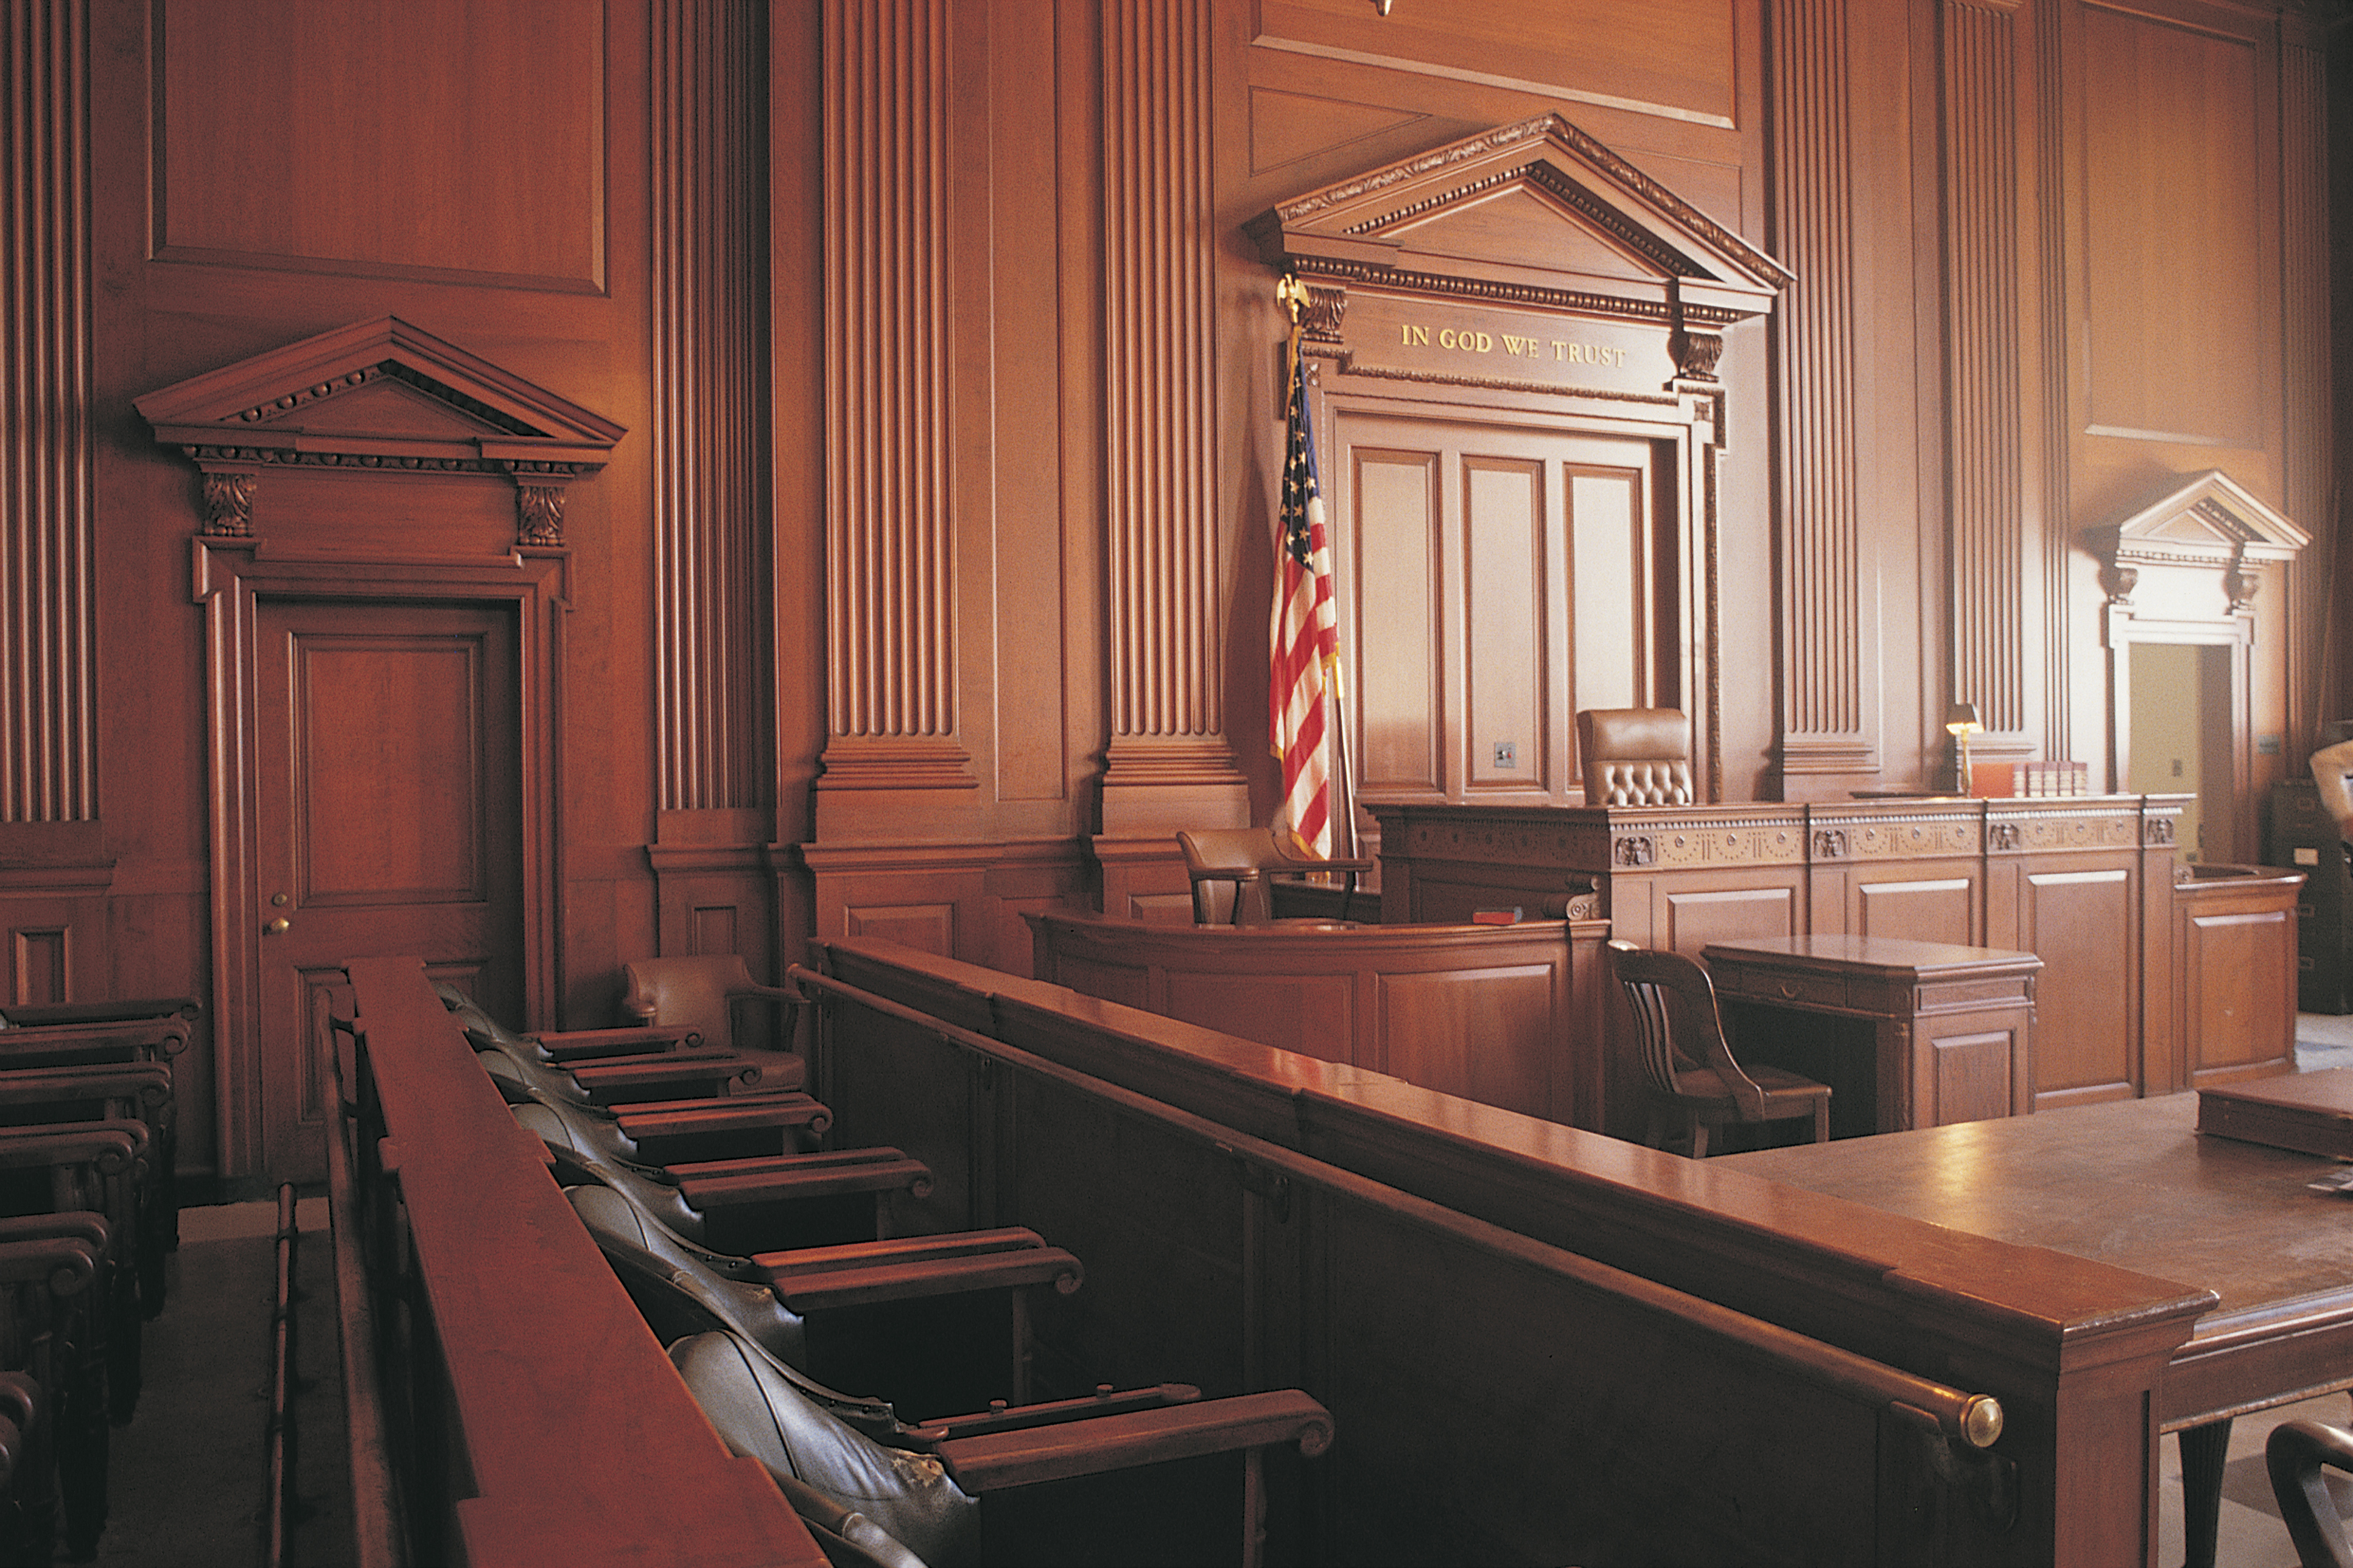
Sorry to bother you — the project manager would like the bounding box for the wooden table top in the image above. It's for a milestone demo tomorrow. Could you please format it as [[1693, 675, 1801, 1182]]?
[[1703, 933, 2043, 979], [1724, 1091, 2353, 1335]]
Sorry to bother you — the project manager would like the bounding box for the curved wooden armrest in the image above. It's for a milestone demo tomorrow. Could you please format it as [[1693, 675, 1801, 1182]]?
[[0, 1371, 39, 1433], [2268, 1419, 2353, 1568], [613, 1093, 832, 1144], [758, 1228, 1083, 1311], [0, 1062, 173, 1112], [0, 1016, 190, 1060], [673, 1147, 934, 1208], [910, 1384, 1199, 1445], [0, 1120, 148, 1177], [934, 1389, 1334, 1491], [526, 1025, 702, 1060], [0, 1212, 111, 1253], [0, 1236, 101, 1296], [0, 997, 200, 1028]]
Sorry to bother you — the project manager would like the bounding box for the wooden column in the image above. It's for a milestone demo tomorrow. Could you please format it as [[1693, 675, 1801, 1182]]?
[[1, 0, 94, 828], [1939, 0, 2038, 761], [817, 0, 973, 814], [2280, 30, 2332, 758], [650, 0, 776, 971], [1769, 0, 1877, 785], [1095, 0, 1245, 839]]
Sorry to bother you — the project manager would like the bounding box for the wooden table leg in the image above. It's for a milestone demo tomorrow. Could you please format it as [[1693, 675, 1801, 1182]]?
[[2178, 1419, 2232, 1568]]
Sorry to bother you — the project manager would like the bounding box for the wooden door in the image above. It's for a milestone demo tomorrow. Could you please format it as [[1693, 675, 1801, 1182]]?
[[254, 599, 524, 1180]]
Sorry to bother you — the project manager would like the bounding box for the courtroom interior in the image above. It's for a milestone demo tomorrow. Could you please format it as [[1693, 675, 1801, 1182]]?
[[7, 0, 2353, 1563]]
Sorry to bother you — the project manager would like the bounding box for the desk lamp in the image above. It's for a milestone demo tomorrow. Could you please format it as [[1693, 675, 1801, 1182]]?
[[1944, 702, 1983, 794]]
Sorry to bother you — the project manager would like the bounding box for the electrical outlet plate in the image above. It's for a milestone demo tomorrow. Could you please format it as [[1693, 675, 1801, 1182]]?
[[1493, 740, 1517, 768]]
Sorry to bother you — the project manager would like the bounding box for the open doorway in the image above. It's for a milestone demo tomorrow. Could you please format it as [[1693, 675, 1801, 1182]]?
[[2125, 642, 2237, 863]]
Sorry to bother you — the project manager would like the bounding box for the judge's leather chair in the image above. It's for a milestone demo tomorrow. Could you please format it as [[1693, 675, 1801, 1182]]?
[[1577, 707, 1695, 806], [1175, 827, 1372, 925], [2268, 1419, 2353, 1567], [625, 954, 809, 1069], [1607, 940, 1831, 1158]]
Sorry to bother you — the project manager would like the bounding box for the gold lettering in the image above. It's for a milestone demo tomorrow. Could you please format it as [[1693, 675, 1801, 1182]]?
[[1552, 341, 1568, 360], [1473, 332, 1492, 352], [1403, 324, 1429, 346], [1439, 328, 1458, 349]]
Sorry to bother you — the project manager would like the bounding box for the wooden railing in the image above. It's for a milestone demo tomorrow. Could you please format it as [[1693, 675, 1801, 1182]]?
[[806, 936, 2215, 1567], [332, 956, 820, 1568]]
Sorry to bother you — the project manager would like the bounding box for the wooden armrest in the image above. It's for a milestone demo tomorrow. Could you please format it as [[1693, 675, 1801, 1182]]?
[[674, 1147, 934, 1208], [0, 1017, 190, 1060], [910, 1383, 1200, 1444], [561, 1049, 773, 1104], [0, 1236, 101, 1296], [612, 1094, 830, 1142], [2269, 1419, 2353, 1568], [526, 1026, 702, 1060], [0, 1371, 38, 1433], [0, 1121, 147, 1177], [934, 1389, 1334, 1490], [760, 1230, 1082, 1311], [0, 1212, 111, 1254], [0, 1063, 173, 1112], [0, 997, 200, 1028]]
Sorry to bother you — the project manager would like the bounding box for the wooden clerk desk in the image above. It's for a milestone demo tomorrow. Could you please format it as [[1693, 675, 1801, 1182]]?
[[1726, 1092, 2353, 1568], [1702, 935, 2040, 1136]]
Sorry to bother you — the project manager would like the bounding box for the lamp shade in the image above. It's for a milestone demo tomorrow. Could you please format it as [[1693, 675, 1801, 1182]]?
[[1944, 702, 1983, 735]]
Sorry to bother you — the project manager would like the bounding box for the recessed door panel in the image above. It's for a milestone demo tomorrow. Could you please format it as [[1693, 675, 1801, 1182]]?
[[1465, 457, 1545, 788], [1353, 447, 1442, 792]]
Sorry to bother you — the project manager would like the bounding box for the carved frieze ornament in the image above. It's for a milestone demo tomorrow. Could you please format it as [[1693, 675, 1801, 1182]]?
[[138, 317, 625, 551]]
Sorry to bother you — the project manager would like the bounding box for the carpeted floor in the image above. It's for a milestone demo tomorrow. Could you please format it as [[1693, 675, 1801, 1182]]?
[[91, 1195, 349, 1568]]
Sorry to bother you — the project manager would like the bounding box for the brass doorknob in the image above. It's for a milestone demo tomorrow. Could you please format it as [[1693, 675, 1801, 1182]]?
[[265, 917, 291, 934]]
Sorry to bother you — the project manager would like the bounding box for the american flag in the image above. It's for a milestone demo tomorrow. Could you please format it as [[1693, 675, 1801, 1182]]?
[[1270, 327, 1340, 857]]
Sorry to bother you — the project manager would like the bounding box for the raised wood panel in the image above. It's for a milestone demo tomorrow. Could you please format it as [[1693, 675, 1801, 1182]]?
[[1925, 1027, 2015, 1128], [2020, 866, 2134, 1104], [2078, 5, 2263, 449], [1658, 881, 1800, 953], [1352, 443, 1442, 793], [1568, 462, 1647, 719], [2278, 38, 2329, 763], [3, 0, 95, 824], [2181, 905, 2295, 1085], [154, 0, 605, 289], [1165, 973, 1357, 1064], [1251, 0, 1740, 128], [7, 926, 65, 1004], [1376, 964, 1554, 1119], [1849, 875, 1974, 945], [841, 903, 955, 956], [1465, 458, 1546, 789]]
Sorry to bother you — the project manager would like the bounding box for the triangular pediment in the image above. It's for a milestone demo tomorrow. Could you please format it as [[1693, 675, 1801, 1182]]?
[[1248, 113, 1789, 324], [136, 316, 625, 469], [2089, 470, 2310, 570]]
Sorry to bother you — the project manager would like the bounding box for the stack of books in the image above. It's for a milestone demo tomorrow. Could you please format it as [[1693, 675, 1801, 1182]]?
[[1971, 760, 2091, 797]]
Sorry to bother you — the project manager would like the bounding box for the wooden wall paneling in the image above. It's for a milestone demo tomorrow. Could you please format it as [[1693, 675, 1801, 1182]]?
[[2174, 867, 2299, 1090], [1093, 0, 1248, 847], [152, 0, 605, 291], [2, 0, 96, 828], [1769, 0, 1878, 788], [1464, 458, 1545, 793], [816, 0, 975, 816], [1940, 0, 2044, 766], [1345, 423, 1447, 799], [2279, 29, 2332, 764], [650, 0, 775, 975], [2015, 861, 2136, 1107]]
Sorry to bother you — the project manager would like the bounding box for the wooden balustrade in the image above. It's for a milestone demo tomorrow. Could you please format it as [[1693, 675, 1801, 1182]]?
[[802, 937, 2211, 1566]]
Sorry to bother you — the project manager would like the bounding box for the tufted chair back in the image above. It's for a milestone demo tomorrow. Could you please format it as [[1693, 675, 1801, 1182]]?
[[1577, 708, 1695, 807]]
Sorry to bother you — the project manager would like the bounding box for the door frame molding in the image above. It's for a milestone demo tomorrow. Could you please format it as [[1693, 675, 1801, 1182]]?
[[192, 537, 569, 1181]]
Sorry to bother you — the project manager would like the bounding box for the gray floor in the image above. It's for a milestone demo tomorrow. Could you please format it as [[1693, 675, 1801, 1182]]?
[[2145, 1015, 2353, 1567]]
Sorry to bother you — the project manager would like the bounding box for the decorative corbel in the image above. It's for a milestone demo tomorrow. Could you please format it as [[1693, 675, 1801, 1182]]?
[[2224, 545, 2260, 612], [1669, 329, 1724, 382], [2099, 562, 2138, 606], [198, 469, 258, 537]]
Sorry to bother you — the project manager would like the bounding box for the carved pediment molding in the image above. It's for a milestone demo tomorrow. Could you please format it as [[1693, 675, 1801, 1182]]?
[[2085, 469, 2309, 612], [1249, 113, 1790, 328], [137, 316, 626, 548]]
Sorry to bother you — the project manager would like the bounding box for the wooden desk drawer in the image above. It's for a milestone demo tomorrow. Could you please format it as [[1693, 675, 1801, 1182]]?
[[1719, 970, 1848, 1010]]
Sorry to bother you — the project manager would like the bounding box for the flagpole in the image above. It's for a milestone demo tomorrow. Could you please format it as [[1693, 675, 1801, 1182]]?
[[1276, 271, 1358, 862]]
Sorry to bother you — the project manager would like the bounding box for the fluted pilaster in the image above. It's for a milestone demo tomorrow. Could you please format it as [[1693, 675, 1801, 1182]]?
[[1769, 0, 1873, 776], [1942, 0, 2029, 744], [820, 0, 970, 790], [1098, 0, 1243, 816], [2281, 37, 2330, 751], [653, 0, 769, 815], [0, 0, 93, 823]]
